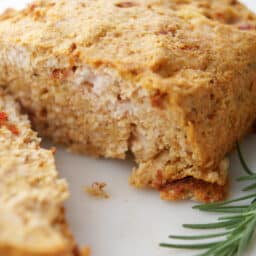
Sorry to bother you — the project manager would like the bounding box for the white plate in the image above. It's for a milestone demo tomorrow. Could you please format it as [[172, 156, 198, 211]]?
[[0, 1, 255, 255]]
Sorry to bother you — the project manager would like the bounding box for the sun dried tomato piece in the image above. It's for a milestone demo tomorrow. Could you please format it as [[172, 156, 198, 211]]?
[[152, 170, 165, 189], [7, 124, 20, 135], [0, 111, 8, 125], [150, 91, 168, 109]]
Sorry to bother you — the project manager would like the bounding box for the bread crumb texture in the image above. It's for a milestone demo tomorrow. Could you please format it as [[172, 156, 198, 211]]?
[[85, 182, 110, 199], [81, 247, 91, 256], [0, 89, 78, 255]]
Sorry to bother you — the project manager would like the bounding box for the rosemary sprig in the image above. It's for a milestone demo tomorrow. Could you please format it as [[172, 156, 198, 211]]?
[[160, 143, 256, 256]]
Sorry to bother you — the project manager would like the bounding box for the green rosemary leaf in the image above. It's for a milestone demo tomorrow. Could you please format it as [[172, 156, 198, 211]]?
[[218, 215, 245, 221], [197, 206, 248, 213], [228, 218, 253, 236], [222, 246, 238, 256], [168, 232, 228, 240], [237, 217, 256, 256], [198, 235, 239, 256], [237, 174, 256, 181], [226, 247, 238, 256], [200, 209, 244, 214], [160, 142, 256, 255], [183, 220, 237, 229], [243, 183, 256, 191], [159, 242, 219, 250], [193, 193, 256, 210], [223, 249, 236, 256], [205, 245, 237, 256], [236, 142, 254, 175]]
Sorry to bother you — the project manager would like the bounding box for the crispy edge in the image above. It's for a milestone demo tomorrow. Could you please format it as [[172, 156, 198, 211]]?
[[160, 177, 229, 203]]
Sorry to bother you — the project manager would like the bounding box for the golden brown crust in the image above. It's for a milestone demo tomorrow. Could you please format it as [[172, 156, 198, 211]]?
[[160, 177, 229, 203], [158, 0, 256, 28], [130, 157, 229, 201], [0, 0, 255, 83], [0, 8, 17, 21]]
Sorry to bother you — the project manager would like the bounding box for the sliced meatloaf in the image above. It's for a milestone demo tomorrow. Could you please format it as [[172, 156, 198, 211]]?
[[0, 89, 78, 256], [0, 0, 255, 201]]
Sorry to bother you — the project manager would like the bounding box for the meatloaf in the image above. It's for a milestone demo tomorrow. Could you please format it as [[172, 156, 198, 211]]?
[[0, 0, 255, 202], [0, 89, 78, 255]]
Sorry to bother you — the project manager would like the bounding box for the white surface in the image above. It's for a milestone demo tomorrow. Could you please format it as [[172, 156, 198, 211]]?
[[0, 1, 256, 255]]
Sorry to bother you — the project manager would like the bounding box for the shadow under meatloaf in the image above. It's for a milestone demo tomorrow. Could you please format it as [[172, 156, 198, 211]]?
[[0, 0, 255, 202]]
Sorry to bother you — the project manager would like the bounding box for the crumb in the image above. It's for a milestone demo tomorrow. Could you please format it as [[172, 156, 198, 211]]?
[[51, 147, 57, 154], [85, 182, 109, 199], [81, 246, 91, 256], [0, 112, 20, 135]]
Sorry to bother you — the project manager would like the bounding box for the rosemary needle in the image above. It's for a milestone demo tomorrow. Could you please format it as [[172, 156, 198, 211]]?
[[236, 142, 254, 175], [168, 232, 229, 240], [159, 242, 219, 250], [160, 143, 256, 255]]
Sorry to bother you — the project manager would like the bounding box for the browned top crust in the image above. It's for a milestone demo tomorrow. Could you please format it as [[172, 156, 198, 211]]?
[[0, 0, 255, 92], [164, 0, 256, 27]]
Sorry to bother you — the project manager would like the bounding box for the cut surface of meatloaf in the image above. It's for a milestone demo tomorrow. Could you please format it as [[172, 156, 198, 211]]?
[[0, 89, 78, 255], [0, 0, 255, 202]]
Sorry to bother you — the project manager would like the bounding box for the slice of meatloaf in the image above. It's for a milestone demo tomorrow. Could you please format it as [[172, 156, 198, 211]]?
[[0, 0, 255, 202], [0, 89, 78, 255]]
